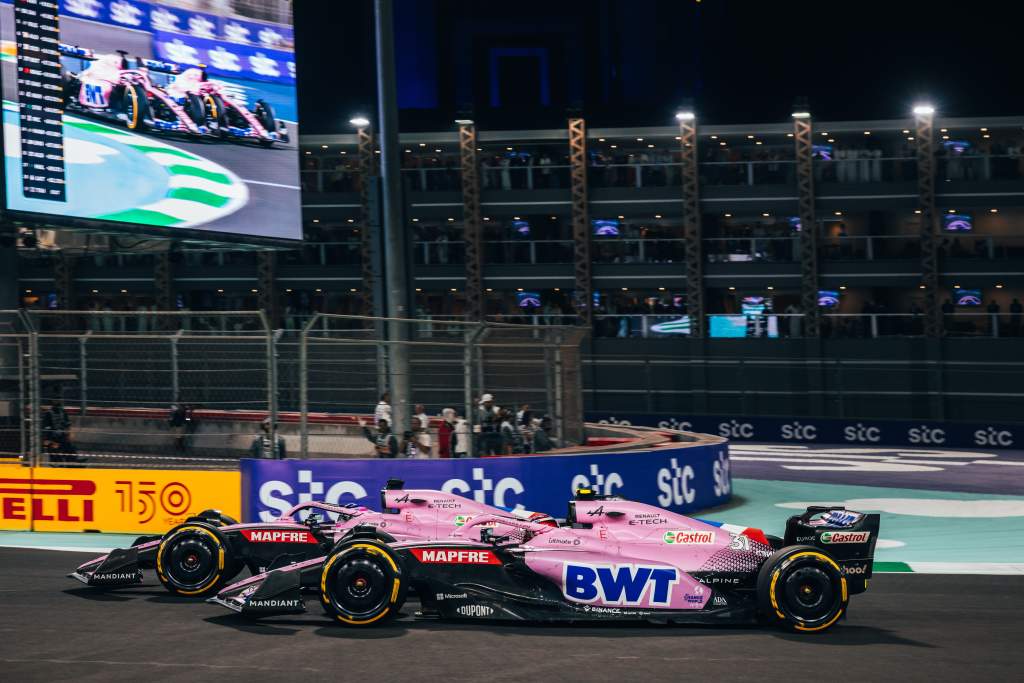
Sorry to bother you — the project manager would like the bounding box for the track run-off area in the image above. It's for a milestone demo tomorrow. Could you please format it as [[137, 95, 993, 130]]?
[[0, 443, 1021, 680]]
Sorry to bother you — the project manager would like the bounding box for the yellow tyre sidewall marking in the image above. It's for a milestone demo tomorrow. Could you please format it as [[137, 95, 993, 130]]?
[[321, 543, 401, 625], [769, 551, 845, 630], [127, 86, 140, 129], [156, 525, 225, 596], [204, 95, 218, 120]]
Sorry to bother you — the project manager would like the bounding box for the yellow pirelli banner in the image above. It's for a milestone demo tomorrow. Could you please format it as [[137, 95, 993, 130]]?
[[0, 466, 241, 533]]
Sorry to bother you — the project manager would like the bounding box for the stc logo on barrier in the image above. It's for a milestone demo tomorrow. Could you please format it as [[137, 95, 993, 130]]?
[[907, 426, 945, 445], [570, 464, 623, 497], [718, 420, 754, 439], [442, 467, 525, 512], [975, 428, 1014, 447], [658, 418, 694, 431], [845, 423, 882, 443], [657, 457, 696, 507], [0, 477, 95, 523], [780, 421, 818, 441]]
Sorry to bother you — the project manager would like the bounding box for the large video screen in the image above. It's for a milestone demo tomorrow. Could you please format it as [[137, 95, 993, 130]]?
[[1, 0, 300, 240]]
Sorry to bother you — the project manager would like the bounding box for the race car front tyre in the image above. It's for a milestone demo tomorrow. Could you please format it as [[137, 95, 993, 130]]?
[[184, 94, 206, 126], [253, 99, 277, 147], [156, 523, 238, 597], [123, 83, 150, 132], [62, 72, 81, 107], [319, 540, 406, 626], [203, 94, 227, 136], [756, 545, 848, 633]]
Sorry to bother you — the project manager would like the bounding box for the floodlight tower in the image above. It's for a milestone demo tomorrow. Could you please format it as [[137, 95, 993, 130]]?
[[791, 98, 819, 338], [676, 108, 703, 338]]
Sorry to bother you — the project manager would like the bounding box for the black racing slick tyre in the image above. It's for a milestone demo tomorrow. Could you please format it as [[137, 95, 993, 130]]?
[[156, 523, 237, 597], [122, 83, 150, 131], [253, 99, 277, 147], [319, 540, 406, 626], [757, 545, 848, 633], [184, 93, 206, 126]]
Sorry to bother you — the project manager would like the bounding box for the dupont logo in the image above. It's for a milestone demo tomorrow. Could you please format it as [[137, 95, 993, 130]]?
[[820, 531, 870, 544], [410, 548, 501, 565], [456, 604, 495, 617], [240, 529, 317, 544], [663, 530, 716, 545], [0, 478, 95, 522]]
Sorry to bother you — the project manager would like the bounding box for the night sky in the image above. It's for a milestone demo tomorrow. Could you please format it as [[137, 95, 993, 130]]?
[[295, 0, 1018, 134]]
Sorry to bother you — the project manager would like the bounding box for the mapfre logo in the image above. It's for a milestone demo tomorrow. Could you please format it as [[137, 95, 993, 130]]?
[[0, 478, 95, 522], [240, 529, 317, 544], [411, 548, 501, 565]]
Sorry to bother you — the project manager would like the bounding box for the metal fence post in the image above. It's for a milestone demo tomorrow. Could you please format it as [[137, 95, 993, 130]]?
[[78, 333, 89, 417], [28, 328, 41, 467], [299, 315, 315, 459], [17, 335, 26, 464], [553, 345, 565, 445], [170, 332, 180, 405]]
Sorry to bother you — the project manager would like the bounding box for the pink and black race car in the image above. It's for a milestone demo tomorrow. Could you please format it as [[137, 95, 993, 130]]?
[[60, 45, 208, 137], [69, 480, 554, 598], [211, 490, 879, 632]]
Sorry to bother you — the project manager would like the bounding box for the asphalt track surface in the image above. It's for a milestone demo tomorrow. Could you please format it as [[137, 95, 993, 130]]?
[[0, 548, 1019, 682], [1, 8, 300, 238]]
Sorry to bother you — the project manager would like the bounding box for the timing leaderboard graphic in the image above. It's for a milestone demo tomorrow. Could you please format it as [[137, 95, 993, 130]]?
[[0, 0, 301, 240]]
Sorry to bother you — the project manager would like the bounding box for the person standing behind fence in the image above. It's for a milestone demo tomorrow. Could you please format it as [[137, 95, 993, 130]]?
[[250, 417, 286, 459], [453, 414, 471, 458], [414, 404, 430, 431], [402, 420, 432, 458], [374, 392, 392, 428], [438, 408, 456, 458], [476, 394, 501, 455], [360, 418, 398, 458]]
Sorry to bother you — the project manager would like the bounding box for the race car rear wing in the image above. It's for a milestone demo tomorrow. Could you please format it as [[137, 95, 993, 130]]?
[[59, 44, 95, 59], [784, 506, 881, 594]]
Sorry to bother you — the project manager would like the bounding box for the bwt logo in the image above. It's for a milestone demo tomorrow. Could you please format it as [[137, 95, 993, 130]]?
[[658, 418, 693, 432], [718, 420, 754, 439], [258, 470, 367, 522], [657, 457, 696, 507], [443, 467, 525, 512], [0, 478, 95, 522], [563, 562, 679, 607], [844, 423, 882, 443], [974, 428, 1014, 447], [908, 426, 945, 445], [571, 464, 623, 497], [780, 421, 817, 441]]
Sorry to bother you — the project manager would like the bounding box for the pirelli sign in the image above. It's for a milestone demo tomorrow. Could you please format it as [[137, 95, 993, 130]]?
[[0, 465, 240, 533]]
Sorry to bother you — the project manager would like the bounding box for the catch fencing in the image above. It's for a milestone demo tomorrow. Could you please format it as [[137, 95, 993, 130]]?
[[0, 311, 585, 468]]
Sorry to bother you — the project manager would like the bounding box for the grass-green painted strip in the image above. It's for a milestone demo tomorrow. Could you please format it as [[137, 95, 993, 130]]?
[[167, 187, 230, 208], [94, 209, 181, 226], [167, 165, 231, 185], [873, 561, 914, 573]]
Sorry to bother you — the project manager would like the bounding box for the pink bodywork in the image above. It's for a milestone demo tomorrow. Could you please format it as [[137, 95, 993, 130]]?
[[166, 68, 271, 138], [448, 499, 773, 611]]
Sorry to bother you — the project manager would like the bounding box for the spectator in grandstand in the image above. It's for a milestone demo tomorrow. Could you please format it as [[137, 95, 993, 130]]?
[[531, 416, 555, 452], [360, 417, 398, 458], [169, 403, 190, 454], [250, 417, 286, 459], [499, 409, 521, 454], [374, 392, 392, 427], [438, 408, 456, 458], [414, 404, 430, 431]]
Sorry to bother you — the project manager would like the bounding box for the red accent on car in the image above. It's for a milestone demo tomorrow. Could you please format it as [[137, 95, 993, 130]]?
[[410, 548, 501, 565], [240, 529, 317, 544]]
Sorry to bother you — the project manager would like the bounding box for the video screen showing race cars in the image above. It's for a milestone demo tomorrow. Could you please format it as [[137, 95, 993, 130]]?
[[1, 0, 301, 240]]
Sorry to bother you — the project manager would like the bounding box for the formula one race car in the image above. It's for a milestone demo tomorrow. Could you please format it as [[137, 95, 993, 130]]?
[[69, 481, 554, 598], [60, 45, 208, 137], [165, 67, 289, 147], [211, 491, 879, 632]]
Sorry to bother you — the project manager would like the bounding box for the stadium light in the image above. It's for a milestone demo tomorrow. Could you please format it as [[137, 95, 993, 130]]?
[[454, 118, 474, 125], [912, 104, 935, 116], [349, 116, 371, 127], [675, 111, 695, 122], [791, 111, 811, 119]]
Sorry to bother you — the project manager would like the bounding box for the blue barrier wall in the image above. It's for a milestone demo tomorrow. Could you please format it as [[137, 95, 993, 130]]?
[[588, 414, 1021, 450], [241, 442, 731, 522]]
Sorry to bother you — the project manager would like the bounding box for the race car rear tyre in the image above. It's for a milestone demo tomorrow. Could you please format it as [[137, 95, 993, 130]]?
[[123, 83, 150, 131], [756, 545, 848, 633], [156, 523, 236, 597], [203, 94, 227, 136], [319, 540, 406, 626], [253, 99, 277, 147]]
